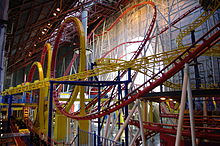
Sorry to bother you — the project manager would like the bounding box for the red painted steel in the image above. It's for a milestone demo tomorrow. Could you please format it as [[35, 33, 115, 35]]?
[[129, 120, 220, 140], [53, 21, 220, 120], [100, 5, 201, 59], [83, 4, 201, 111], [10, 120, 25, 146]]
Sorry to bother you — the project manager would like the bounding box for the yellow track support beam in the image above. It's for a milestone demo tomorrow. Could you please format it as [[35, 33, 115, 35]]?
[[44, 43, 52, 79], [42, 43, 52, 134], [29, 62, 45, 132], [3, 44, 220, 97], [176, 0, 220, 48], [63, 17, 89, 133], [53, 17, 89, 141]]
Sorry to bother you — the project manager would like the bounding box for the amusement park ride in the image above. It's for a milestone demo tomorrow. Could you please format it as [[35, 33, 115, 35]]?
[[0, 0, 220, 145]]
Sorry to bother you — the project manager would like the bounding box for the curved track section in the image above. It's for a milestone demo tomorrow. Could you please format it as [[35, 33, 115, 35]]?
[[94, 1, 156, 38], [27, 62, 45, 132], [176, 0, 220, 48], [54, 23, 220, 120], [100, 5, 201, 59], [82, 1, 157, 111], [26, 43, 51, 133], [50, 16, 88, 116], [129, 120, 220, 140]]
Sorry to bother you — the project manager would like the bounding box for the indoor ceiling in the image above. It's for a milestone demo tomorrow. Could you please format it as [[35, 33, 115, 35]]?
[[6, 0, 128, 74]]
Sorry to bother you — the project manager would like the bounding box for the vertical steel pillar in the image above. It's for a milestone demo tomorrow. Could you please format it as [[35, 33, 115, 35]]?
[[191, 30, 201, 89], [137, 99, 146, 146], [175, 64, 188, 146], [82, 9, 88, 43], [167, 0, 173, 51], [129, 128, 140, 146], [7, 95, 12, 132], [48, 82, 54, 145], [94, 131, 96, 146], [117, 71, 121, 134], [98, 84, 101, 146], [114, 99, 139, 142], [78, 8, 90, 140], [186, 64, 196, 146], [124, 81, 129, 146], [0, 0, 9, 93]]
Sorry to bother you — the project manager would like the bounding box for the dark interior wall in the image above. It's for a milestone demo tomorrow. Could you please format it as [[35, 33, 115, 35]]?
[[0, 0, 9, 92], [0, 0, 8, 20]]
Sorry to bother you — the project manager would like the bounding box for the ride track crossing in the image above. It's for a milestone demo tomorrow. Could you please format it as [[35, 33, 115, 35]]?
[[2, 0, 220, 127]]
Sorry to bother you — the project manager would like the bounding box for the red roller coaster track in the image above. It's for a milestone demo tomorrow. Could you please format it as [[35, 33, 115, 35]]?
[[129, 120, 220, 140], [100, 5, 201, 59], [53, 20, 220, 120], [25, 1, 219, 121], [81, 4, 202, 112]]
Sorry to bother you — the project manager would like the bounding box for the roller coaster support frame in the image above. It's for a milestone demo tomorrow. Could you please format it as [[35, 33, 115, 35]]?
[[117, 71, 121, 138], [186, 63, 196, 146], [137, 99, 146, 146], [191, 30, 201, 89], [114, 99, 139, 142], [49, 68, 132, 142], [0, 0, 8, 94], [7, 95, 12, 132], [48, 82, 54, 145], [175, 64, 189, 146], [129, 128, 140, 146], [124, 69, 130, 146], [98, 84, 101, 146]]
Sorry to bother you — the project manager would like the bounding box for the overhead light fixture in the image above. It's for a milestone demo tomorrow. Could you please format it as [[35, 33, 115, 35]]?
[[28, 52, 32, 57], [160, 97, 166, 100], [48, 23, 51, 26], [53, 12, 57, 16], [42, 31, 45, 34], [43, 28, 47, 31], [74, 48, 93, 55], [56, 8, 61, 12], [173, 101, 177, 103], [34, 44, 36, 47], [169, 98, 173, 101]]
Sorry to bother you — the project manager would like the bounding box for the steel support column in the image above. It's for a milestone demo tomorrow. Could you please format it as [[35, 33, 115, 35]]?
[[124, 81, 129, 146], [7, 95, 12, 132], [0, 0, 9, 93], [175, 64, 189, 146], [98, 84, 101, 146], [191, 30, 201, 89], [186, 63, 196, 146], [48, 82, 54, 145]]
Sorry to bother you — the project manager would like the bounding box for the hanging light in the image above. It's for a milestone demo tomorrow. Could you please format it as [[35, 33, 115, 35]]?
[[28, 52, 32, 57], [160, 97, 166, 100], [53, 12, 57, 16], [56, 8, 61, 12]]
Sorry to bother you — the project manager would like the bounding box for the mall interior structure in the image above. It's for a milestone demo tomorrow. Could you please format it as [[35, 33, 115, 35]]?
[[0, 0, 220, 145]]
